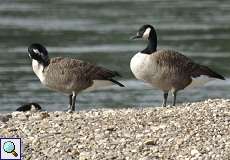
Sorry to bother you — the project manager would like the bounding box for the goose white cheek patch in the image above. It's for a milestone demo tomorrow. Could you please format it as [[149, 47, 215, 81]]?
[[142, 27, 151, 39], [33, 49, 40, 54]]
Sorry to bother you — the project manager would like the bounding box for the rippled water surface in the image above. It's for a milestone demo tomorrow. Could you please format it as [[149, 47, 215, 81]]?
[[0, 0, 230, 111]]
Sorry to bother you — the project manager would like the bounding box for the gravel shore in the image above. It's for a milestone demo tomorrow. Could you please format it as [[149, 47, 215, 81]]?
[[0, 99, 230, 160]]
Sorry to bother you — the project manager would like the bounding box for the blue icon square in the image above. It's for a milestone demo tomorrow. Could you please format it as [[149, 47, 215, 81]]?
[[0, 138, 22, 160]]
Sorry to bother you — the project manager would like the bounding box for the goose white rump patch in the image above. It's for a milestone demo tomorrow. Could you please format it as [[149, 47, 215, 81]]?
[[186, 75, 215, 88]]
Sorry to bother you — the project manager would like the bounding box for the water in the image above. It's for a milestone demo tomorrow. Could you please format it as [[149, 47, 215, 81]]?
[[0, 0, 230, 111]]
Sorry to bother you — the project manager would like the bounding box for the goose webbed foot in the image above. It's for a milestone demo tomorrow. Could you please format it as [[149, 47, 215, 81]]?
[[66, 104, 75, 113], [67, 109, 74, 113], [64, 105, 71, 112]]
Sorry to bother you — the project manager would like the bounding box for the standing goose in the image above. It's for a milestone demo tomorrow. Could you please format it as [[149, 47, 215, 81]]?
[[130, 24, 225, 107], [28, 43, 124, 111]]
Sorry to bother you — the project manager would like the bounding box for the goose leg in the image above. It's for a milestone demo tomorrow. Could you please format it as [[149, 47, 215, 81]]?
[[65, 94, 73, 111], [69, 94, 72, 109], [70, 92, 77, 112], [162, 92, 168, 107], [172, 91, 177, 106]]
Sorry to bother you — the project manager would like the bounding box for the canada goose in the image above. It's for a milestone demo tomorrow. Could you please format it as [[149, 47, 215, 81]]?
[[16, 103, 42, 112], [28, 43, 124, 111], [130, 24, 225, 107]]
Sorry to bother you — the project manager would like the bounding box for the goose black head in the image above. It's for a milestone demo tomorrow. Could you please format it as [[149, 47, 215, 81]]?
[[16, 103, 42, 112], [28, 43, 49, 66], [131, 24, 158, 53], [131, 24, 156, 40]]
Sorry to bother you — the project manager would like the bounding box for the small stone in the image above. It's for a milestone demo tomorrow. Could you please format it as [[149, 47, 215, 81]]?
[[191, 148, 200, 156], [15, 113, 27, 121], [79, 152, 90, 160], [40, 112, 50, 119], [8, 128, 18, 132], [144, 139, 157, 145], [106, 127, 116, 132], [0, 115, 11, 122], [71, 149, 80, 156], [11, 112, 22, 117]]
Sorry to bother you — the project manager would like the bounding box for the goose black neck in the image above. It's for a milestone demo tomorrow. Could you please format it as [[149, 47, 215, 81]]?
[[141, 30, 157, 54], [42, 59, 50, 68], [39, 59, 50, 72], [38, 58, 49, 68]]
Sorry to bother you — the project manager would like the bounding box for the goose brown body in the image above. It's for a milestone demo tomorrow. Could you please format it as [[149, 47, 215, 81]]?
[[131, 49, 224, 92], [41, 57, 121, 94]]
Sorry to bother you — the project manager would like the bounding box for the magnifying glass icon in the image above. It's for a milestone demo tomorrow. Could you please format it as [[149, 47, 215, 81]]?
[[3, 141, 18, 157]]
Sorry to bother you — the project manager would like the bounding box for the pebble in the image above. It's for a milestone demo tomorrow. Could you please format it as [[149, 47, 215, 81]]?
[[79, 152, 90, 160], [144, 139, 157, 145], [191, 148, 200, 156], [0, 114, 12, 122]]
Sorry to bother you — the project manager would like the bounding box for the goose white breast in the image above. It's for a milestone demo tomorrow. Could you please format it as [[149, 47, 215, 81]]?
[[32, 59, 46, 83], [130, 52, 159, 83]]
